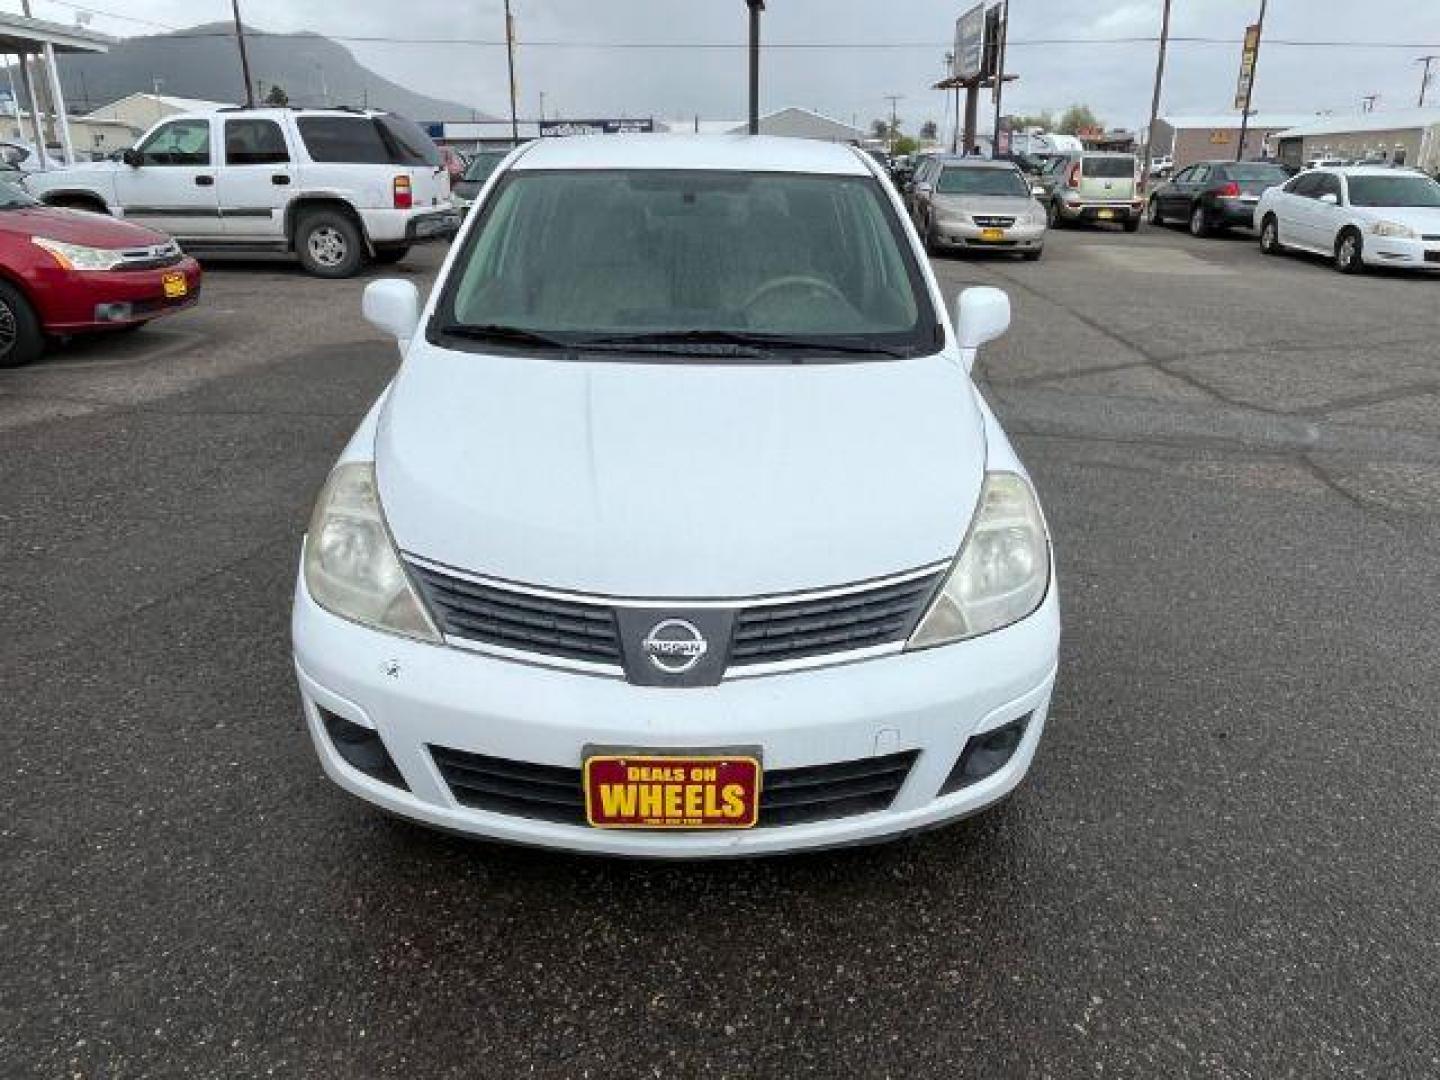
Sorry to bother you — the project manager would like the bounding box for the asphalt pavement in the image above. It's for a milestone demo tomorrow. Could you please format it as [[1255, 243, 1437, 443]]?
[[2, 227, 1438, 1078]]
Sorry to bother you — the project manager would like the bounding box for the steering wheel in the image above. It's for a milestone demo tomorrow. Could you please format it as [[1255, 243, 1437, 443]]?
[[742, 275, 849, 312]]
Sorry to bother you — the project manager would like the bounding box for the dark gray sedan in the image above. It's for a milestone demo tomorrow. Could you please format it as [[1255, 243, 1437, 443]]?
[[1146, 160, 1293, 237]]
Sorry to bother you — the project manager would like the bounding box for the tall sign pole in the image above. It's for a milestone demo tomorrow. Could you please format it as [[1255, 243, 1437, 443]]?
[[231, 0, 256, 107], [1234, 0, 1266, 162], [990, 0, 1010, 158], [747, 1, 764, 134], [1145, 0, 1173, 173], [505, 0, 519, 142], [1418, 55, 1438, 108]]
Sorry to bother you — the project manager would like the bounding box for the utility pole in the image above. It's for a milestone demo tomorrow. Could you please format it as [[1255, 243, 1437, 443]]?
[[1145, 0, 1173, 174], [1235, 0, 1266, 163], [746, 0, 764, 134], [504, 0, 518, 143], [1419, 55, 1439, 107], [1361, 94, 1379, 113], [884, 94, 902, 155], [231, 0, 256, 108], [990, 0, 1010, 158]]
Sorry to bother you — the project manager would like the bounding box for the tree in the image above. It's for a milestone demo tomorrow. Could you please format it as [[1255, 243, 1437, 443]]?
[[1008, 110, 1055, 132], [870, 118, 891, 140], [264, 83, 290, 107], [919, 119, 938, 141], [1057, 104, 1101, 136], [893, 135, 919, 156]]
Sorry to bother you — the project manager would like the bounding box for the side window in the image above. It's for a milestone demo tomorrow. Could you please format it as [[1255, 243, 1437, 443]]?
[[1170, 166, 1193, 184], [138, 119, 211, 166], [1287, 173, 1318, 198], [225, 119, 289, 166], [1315, 174, 1342, 202]]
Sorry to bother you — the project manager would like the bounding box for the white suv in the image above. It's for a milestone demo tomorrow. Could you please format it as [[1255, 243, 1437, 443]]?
[[291, 135, 1060, 857], [25, 107, 459, 277]]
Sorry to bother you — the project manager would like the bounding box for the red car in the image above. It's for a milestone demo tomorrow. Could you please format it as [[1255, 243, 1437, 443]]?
[[0, 177, 200, 367]]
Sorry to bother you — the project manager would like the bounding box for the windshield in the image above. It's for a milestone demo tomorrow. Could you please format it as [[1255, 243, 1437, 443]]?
[[1084, 156, 1135, 179], [0, 178, 36, 209], [1347, 175, 1440, 208], [462, 152, 507, 183], [434, 169, 935, 357], [936, 167, 1030, 197]]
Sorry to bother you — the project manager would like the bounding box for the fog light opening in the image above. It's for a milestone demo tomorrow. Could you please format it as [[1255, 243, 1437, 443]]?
[[320, 707, 408, 790], [941, 713, 1032, 794]]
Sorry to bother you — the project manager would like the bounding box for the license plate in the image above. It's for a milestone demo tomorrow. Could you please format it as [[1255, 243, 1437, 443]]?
[[979, 228, 1005, 242], [584, 754, 761, 829], [1096, 209, 1115, 220], [161, 272, 187, 299]]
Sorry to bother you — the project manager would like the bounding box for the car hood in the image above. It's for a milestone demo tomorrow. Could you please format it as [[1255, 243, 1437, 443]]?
[[375, 342, 986, 597], [1352, 205, 1440, 232], [933, 194, 1038, 217], [0, 205, 168, 246]]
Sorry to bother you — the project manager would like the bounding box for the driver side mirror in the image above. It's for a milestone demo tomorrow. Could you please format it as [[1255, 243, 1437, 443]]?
[[954, 286, 1011, 373], [121, 147, 143, 167], [1319, 192, 1339, 206], [363, 278, 421, 351]]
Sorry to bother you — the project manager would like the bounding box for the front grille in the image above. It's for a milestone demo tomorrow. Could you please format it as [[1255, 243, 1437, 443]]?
[[408, 562, 622, 667], [729, 572, 941, 668], [972, 215, 1016, 228], [116, 241, 184, 271], [429, 746, 920, 828]]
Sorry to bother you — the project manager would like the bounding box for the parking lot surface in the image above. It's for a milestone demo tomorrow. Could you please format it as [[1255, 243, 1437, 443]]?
[[3, 230, 1438, 1077]]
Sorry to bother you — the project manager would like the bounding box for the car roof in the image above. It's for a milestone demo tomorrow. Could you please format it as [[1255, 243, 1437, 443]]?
[[1327, 165, 1427, 176], [510, 134, 873, 175], [932, 157, 1020, 170]]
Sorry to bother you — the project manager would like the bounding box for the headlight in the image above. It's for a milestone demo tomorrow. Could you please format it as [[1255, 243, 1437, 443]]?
[[908, 472, 1050, 649], [303, 462, 440, 642], [31, 236, 127, 271], [1370, 220, 1416, 239]]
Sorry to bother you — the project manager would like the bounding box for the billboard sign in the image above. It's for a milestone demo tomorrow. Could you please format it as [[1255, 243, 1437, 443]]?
[[539, 119, 655, 137], [953, 3, 987, 80], [1233, 23, 1262, 110]]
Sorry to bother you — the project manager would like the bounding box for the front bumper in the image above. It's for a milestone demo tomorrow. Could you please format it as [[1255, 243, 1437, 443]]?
[[292, 573, 1060, 857], [36, 256, 202, 333], [932, 218, 1046, 250], [1362, 235, 1440, 270]]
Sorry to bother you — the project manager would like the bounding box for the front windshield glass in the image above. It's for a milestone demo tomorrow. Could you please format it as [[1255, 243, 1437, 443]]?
[[435, 169, 934, 355], [0, 178, 37, 209], [462, 152, 507, 183], [1347, 175, 1440, 208], [936, 167, 1030, 197]]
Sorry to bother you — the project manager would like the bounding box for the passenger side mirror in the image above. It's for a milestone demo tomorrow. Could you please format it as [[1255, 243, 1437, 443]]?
[[363, 278, 421, 350], [1319, 192, 1339, 206], [954, 286, 1011, 373], [121, 147, 143, 167]]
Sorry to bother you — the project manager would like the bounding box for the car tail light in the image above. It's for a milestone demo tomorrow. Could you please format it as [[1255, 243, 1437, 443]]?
[[1217, 181, 1241, 198], [1066, 163, 1081, 188], [393, 175, 413, 209]]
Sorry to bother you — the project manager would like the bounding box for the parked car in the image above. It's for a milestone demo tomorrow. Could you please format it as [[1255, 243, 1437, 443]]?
[[1149, 154, 1175, 179], [292, 135, 1059, 857], [909, 156, 1047, 259], [23, 107, 459, 278], [0, 177, 200, 367], [1035, 152, 1143, 230], [451, 148, 511, 211], [1146, 160, 1291, 236], [1256, 166, 1440, 273]]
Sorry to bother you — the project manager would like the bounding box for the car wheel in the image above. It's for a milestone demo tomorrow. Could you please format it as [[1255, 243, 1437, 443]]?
[[1147, 198, 1165, 226], [373, 246, 411, 266], [296, 210, 366, 278], [1123, 215, 1141, 233], [1334, 228, 1364, 274], [1045, 201, 1058, 228], [1021, 247, 1043, 261], [0, 281, 43, 368], [1188, 204, 1210, 238], [1259, 215, 1284, 255], [924, 218, 942, 256]]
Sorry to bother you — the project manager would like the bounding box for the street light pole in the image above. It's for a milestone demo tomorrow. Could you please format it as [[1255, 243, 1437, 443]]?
[[1145, 0, 1173, 175], [504, 0, 518, 143], [1235, 0, 1266, 163], [230, 0, 256, 108], [746, 0, 764, 134]]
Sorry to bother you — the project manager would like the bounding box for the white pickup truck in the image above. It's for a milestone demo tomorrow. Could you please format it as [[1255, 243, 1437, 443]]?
[[24, 106, 459, 277]]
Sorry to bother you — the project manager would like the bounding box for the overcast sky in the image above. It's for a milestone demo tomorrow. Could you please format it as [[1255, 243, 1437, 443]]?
[[31, 0, 1440, 133]]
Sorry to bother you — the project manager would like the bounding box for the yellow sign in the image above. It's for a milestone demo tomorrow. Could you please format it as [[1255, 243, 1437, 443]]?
[[1210, 130, 1233, 144]]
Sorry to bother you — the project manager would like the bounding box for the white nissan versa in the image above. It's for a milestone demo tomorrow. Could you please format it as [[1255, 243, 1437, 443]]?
[[291, 135, 1060, 856]]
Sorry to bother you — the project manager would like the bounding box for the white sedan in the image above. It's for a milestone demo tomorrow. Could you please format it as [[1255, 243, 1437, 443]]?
[[1256, 166, 1440, 273]]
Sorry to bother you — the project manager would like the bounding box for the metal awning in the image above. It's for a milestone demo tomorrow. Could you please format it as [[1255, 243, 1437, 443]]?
[[0, 12, 115, 54]]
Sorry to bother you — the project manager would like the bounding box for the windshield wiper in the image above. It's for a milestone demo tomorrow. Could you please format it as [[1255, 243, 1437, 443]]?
[[582, 329, 915, 359], [435, 323, 576, 350]]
